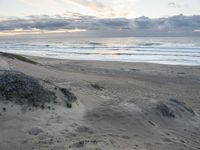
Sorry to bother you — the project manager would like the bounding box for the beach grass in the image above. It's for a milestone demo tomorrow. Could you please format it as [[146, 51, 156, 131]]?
[[0, 52, 38, 65]]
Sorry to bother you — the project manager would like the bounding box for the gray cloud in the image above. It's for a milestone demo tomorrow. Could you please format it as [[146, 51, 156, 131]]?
[[0, 14, 200, 36], [168, 2, 178, 8]]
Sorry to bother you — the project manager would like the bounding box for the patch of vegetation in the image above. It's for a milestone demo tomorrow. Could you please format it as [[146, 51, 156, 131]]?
[[0, 71, 56, 107], [169, 98, 195, 115], [2, 107, 6, 112], [91, 83, 104, 91], [59, 88, 77, 109], [60, 88, 77, 102], [169, 98, 184, 105], [0, 52, 38, 65], [156, 103, 175, 118], [66, 102, 72, 108], [69, 140, 98, 149]]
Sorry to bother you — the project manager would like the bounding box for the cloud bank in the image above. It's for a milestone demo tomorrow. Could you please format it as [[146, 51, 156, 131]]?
[[0, 14, 200, 36]]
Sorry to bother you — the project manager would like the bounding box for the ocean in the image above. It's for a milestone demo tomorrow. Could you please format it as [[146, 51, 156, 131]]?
[[0, 36, 200, 66]]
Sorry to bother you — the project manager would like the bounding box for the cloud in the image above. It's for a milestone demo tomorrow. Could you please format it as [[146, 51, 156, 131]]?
[[168, 2, 179, 8], [0, 14, 200, 36], [17, 0, 137, 18], [67, 0, 137, 18], [194, 29, 200, 32], [30, 0, 138, 18]]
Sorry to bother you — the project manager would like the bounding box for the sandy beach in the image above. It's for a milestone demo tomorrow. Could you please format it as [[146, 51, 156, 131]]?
[[0, 52, 200, 150]]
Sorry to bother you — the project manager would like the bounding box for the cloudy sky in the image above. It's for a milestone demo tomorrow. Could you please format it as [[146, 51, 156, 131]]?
[[0, 0, 200, 36]]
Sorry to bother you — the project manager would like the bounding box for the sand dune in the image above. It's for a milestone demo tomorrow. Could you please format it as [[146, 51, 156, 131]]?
[[0, 53, 200, 150]]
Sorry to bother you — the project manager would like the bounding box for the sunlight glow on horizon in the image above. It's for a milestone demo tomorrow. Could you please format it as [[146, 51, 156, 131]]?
[[0, 28, 87, 36]]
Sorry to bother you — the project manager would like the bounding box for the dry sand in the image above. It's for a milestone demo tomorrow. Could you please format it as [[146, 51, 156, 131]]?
[[0, 53, 200, 150]]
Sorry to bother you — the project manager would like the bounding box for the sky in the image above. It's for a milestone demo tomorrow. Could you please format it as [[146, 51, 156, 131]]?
[[0, 0, 200, 18], [0, 0, 200, 36]]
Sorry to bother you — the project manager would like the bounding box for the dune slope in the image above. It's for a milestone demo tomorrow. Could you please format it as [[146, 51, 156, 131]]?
[[0, 53, 200, 150]]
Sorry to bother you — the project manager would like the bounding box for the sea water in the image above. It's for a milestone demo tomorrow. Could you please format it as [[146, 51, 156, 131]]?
[[0, 36, 200, 66]]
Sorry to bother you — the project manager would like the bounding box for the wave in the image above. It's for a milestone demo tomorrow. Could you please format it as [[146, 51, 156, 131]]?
[[0, 37, 200, 65], [137, 42, 163, 46]]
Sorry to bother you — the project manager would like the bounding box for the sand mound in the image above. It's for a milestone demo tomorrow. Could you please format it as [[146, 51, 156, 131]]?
[[155, 99, 195, 119], [0, 71, 56, 107]]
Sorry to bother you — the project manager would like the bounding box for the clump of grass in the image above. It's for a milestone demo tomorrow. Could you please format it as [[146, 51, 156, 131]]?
[[60, 88, 77, 102], [156, 103, 175, 118], [66, 102, 72, 108], [91, 83, 104, 91], [59, 88, 77, 109], [0, 52, 38, 65], [2, 107, 6, 112], [0, 71, 56, 107]]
